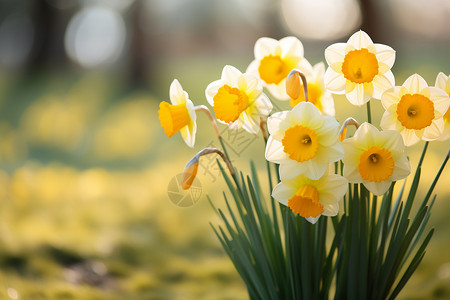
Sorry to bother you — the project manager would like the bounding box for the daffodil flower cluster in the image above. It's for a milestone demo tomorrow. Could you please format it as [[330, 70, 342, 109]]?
[[158, 30, 450, 226]]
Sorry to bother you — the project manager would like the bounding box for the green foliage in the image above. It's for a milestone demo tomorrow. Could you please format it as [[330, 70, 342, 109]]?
[[211, 142, 449, 299]]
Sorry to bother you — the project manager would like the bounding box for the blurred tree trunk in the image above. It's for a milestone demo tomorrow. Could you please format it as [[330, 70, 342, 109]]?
[[128, 0, 148, 89], [29, 0, 73, 70], [359, 0, 383, 42]]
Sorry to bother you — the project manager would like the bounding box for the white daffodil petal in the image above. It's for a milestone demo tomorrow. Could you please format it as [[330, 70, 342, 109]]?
[[374, 43, 396, 69], [343, 162, 362, 182], [324, 68, 346, 93], [347, 30, 374, 49], [185, 99, 196, 120], [342, 139, 361, 164], [401, 128, 421, 146], [324, 43, 347, 66], [243, 73, 263, 98], [265, 136, 290, 163], [228, 119, 242, 130], [221, 65, 242, 86], [267, 81, 289, 100], [180, 126, 195, 148], [280, 36, 304, 58], [297, 58, 314, 75], [439, 123, 450, 141], [313, 62, 326, 78], [402, 74, 428, 94], [254, 37, 278, 59], [423, 118, 444, 140], [379, 130, 404, 153], [322, 203, 340, 217], [272, 182, 297, 206], [169, 79, 187, 105], [435, 72, 449, 90], [345, 80, 356, 94], [238, 75, 248, 91], [246, 59, 259, 75], [279, 162, 306, 181], [381, 86, 401, 110], [305, 216, 320, 224], [304, 158, 328, 180], [315, 117, 340, 146], [364, 180, 392, 196], [429, 87, 450, 115], [353, 123, 380, 146], [323, 175, 348, 200], [241, 111, 260, 134], [292, 102, 322, 126], [364, 82, 374, 100], [391, 155, 411, 181], [205, 80, 223, 106], [267, 111, 289, 134], [254, 94, 273, 116], [380, 111, 399, 131], [346, 83, 370, 106], [321, 92, 336, 116], [372, 72, 395, 99]]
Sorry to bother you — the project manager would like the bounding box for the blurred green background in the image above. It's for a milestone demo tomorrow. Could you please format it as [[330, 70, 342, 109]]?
[[0, 0, 449, 299]]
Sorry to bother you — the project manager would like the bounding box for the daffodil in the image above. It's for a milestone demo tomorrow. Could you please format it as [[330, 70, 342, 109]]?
[[205, 65, 272, 134], [265, 102, 344, 180], [288, 62, 335, 116], [342, 122, 410, 196], [247, 36, 311, 100], [380, 74, 450, 146], [158, 79, 197, 147], [324, 30, 395, 106], [272, 173, 348, 224], [435, 72, 450, 141]]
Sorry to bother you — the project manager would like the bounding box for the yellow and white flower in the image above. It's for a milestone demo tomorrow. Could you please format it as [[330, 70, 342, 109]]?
[[289, 62, 335, 116], [272, 173, 348, 224], [435, 72, 450, 141], [247, 36, 311, 100], [324, 30, 395, 106], [265, 102, 344, 180], [342, 122, 410, 196], [380, 74, 450, 146], [158, 79, 197, 147], [205, 65, 272, 134]]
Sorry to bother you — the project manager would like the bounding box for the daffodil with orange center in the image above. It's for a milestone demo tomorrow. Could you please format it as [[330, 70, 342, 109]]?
[[265, 102, 344, 180], [435, 72, 450, 141], [247, 37, 312, 100], [324, 30, 396, 106], [380, 74, 450, 146], [272, 173, 348, 224], [206, 65, 272, 134], [342, 122, 410, 196], [289, 62, 335, 116], [158, 79, 197, 147]]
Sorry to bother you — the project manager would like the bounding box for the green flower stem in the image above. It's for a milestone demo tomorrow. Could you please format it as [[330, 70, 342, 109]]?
[[218, 136, 240, 186], [420, 147, 450, 211], [366, 101, 372, 124]]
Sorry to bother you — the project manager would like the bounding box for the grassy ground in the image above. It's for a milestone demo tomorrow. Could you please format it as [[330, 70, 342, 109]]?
[[0, 57, 449, 299]]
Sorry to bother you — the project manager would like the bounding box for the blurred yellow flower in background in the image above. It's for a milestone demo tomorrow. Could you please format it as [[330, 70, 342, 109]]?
[[342, 122, 410, 196], [380, 73, 450, 146], [158, 79, 197, 147], [272, 172, 348, 224], [205, 65, 272, 134], [435, 72, 450, 141], [247, 37, 311, 100], [324, 30, 396, 106], [265, 102, 343, 180]]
